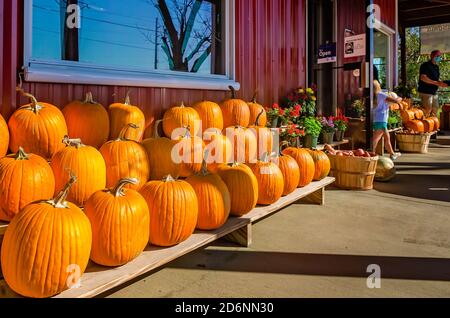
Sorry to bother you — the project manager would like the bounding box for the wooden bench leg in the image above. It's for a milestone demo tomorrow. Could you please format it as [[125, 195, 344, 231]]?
[[298, 187, 324, 205], [223, 224, 252, 247]]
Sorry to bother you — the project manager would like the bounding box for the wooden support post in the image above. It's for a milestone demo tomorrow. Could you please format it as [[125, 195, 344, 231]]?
[[223, 224, 252, 247], [298, 187, 324, 205]]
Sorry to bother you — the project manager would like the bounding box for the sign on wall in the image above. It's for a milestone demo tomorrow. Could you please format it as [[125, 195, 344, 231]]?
[[344, 34, 366, 58], [421, 23, 450, 55], [318, 43, 337, 64]]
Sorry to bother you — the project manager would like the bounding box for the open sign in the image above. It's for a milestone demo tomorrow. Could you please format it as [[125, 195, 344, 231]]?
[[318, 43, 337, 64]]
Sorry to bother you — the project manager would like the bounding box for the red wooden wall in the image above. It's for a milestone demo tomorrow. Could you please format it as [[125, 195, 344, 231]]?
[[0, 0, 307, 133]]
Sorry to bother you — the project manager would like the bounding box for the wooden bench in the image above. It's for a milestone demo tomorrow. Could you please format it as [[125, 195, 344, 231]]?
[[316, 139, 350, 151], [0, 177, 335, 298]]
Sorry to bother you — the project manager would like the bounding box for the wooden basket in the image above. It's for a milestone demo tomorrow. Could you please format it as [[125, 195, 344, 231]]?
[[396, 133, 431, 154], [327, 155, 379, 190]]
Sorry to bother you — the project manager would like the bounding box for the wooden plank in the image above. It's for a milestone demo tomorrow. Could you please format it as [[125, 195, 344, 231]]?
[[299, 187, 325, 205], [316, 140, 349, 151], [223, 224, 252, 247]]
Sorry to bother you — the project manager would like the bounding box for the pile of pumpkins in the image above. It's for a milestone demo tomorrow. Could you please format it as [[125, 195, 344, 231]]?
[[0, 86, 330, 298], [400, 106, 440, 133]]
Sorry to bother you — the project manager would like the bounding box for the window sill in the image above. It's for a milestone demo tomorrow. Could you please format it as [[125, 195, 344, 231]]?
[[24, 61, 240, 91]]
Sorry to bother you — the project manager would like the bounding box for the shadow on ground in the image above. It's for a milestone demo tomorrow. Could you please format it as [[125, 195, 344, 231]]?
[[167, 249, 450, 282]]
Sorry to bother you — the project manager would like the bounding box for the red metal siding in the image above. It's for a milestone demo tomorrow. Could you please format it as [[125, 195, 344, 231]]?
[[374, 0, 396, 29], [1, 0, 307, 132]]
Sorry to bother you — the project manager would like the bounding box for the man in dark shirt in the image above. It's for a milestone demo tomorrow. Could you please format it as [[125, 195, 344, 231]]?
[[418, 50, 448, 116]]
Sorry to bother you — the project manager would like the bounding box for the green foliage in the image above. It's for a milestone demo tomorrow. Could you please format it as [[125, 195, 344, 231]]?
[[303, 117, 322, 137]]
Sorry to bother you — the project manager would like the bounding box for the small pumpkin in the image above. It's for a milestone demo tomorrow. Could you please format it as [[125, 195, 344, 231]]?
[[249, 110, 273, 160], [163, 102, 200, 138], [429, 116, 440, 131], [217, 162, 258, 216], [109, 91, 146, 142], [85, 178, 150, 267], [193, 100, 224, 133], [306, 149, 331, 181], [405, 120, 425, 133], [203, 128, 233, 173], [172, 127, 205, 178], [100, 123, 150, 190], [224, 126, 257, 163], [62, 92, 110, 149], [278, 150, 300, 196], [140, 175, 198, 247], [400, 110, 415, 123], [1, 175, 92, 298], [220, 86, 250, 128], [413, 108, 424, 120], [421, 118, 435, 133], [247, 92, 267, 127], [51, 137, 106, 206], [250, 154, 284, 205], [282, 147, 315, 187], [186, 160, 231, 230], [0, 147, 55, 221], [0, 113, 9, 158], [9, 89, 68, 159]]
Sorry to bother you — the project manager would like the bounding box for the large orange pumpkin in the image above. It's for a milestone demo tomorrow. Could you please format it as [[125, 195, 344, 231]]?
[[100, 123, 150, 190], [85, 178, 150, 267], [429, 116, 440, 131], [9, 90, 68, 159], [217, 163, 258, 216], [163, 102, 200, 138], [224, 126, 257, 163], [248, 92, 267, 127], [172, 128, 205, 178], [142, 120, 181, 180], [282, 147, 315, 187], [278, 153, 300, 196], [193, 100, 224, 133], [413, 108, 424, 120], [306, 149, 331, 181], [51, 137, 106, 206], [62, 92, 110, 149], [203, 128, 233, 173], [250, 155, 284, 205], [0, 147, 55, 221], [249, 110, 273, 160], [109, 91, 146, 142], [186, 162, 231, 230], [421, 118, 435, 133], [140, 175, 198, 247], [405, 120, 425, 133], [1, 175, 92, 298], [400, 110, 415, 123], [220, 86, 250, 128], [0, 114, 9, 158]]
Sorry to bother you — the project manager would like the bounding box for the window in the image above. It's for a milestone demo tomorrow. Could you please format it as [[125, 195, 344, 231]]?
[[24, 0, 238, 90]]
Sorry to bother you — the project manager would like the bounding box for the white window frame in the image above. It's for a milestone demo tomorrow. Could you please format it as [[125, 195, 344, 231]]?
[[374, 19, 395, 91], [23, 0, 240, 91]]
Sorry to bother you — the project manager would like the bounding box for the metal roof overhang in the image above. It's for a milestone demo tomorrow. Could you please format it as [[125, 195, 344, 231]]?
[[399, 0, 450, 27]]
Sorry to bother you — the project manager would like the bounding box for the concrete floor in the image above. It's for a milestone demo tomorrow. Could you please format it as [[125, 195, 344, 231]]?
[[107, 136, 450, 298]]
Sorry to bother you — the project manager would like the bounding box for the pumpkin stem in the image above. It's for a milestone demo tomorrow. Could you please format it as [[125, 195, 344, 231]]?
[[251, 90, 258, 103], [112, 178, 138, 197], [200, 149, 210, 176], [279, 141, 290, 155], [183, 126, 192, 138], [84, 92, 95, 104], [118, 123, 139, 141], [52, 172, 77, 208], [15, 147, 29, 160], [261, 152, 270, 163], [255, 109, 264, 126], [180, 101, 185, 108], [16, 87, 42, 113], [162, 175, 176, 182], [124, 90, 132, 105], [228, 85, 236, 99], [153, 119, 163, 138], [63, 136, 84, 148]]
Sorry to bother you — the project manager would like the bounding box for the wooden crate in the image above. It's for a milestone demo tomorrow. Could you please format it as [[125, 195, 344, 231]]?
[[327, 155, 378, 190]]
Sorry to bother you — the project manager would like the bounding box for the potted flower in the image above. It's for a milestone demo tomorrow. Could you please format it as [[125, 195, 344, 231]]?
[[302, 117, 322, 149], [280, 123, 305, 147], [334, 115, 349, 141], [320, 116, 335, 144], [350, 98, 366, 118], [282, 86, 317, 118], [266, 103, 287, 128]]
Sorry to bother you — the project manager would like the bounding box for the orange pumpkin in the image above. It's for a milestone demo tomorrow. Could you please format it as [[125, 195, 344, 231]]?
[[109, 91, 146, 142], [172, 128, 205, 178], [1, 175, 92, 298], [249, 110, 273, 160], [0, 114, 9, 158], [203, 128, 233, 173], [247, 92, 267, 127], [429, 116, 440, 131], [421, 118, 435, 133], [278, 153, 300, 196], [250, 154, 284, 205], [100, 123, 150, 190], [193, 100, 224, 133], [282, 147, 315, 187], [0, 147, 55, 221], [140, 175, 198, 247], [413, 108, 424, 120], [217, 163, 258, 216], [163, 102, 200, 138], [400, 110, 415, 123], [224, 126, 257, 163], [85, 178, 150, 266], [9, 90, 68, 159], [220, 86, 250, 128], [62, 92, 110, 149], [186, 161, 231, 230], [405, 120, 425, 133], [306, 149, 331, 181], [51, 137, 106, 206]]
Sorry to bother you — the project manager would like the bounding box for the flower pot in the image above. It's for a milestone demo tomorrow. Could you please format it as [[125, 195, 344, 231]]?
[[335, 130, 345, 142], [271, 117, 279, 128], [303, 134, 318, 149], [321, 132, 335, 145]]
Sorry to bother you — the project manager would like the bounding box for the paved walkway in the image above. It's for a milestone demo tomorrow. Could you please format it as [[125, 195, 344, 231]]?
[[107, 136, 450, 298]]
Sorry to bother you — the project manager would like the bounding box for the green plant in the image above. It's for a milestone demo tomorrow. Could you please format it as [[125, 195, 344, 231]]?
[[351, 98, 366, 117], [282, 87, 317, 118], [388, 110, 401, 127], [334, 115, 349, 132], [302, 117, 322, 137], [320, 116, 335, 133]]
